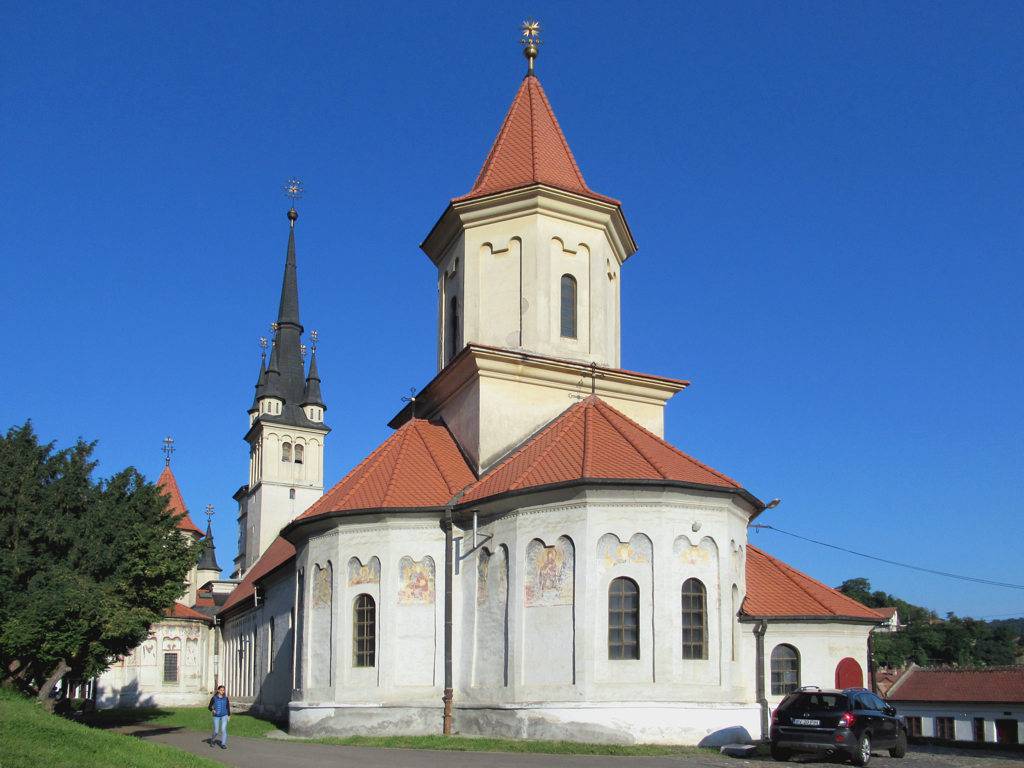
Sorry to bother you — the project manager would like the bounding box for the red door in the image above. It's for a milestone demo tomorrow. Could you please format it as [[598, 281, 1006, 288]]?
[[835, 657, 864, 688]]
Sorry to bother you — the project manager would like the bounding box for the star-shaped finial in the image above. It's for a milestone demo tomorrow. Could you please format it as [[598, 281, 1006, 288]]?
[[284, 178, 304, 201], [520, 20, 542, 73]]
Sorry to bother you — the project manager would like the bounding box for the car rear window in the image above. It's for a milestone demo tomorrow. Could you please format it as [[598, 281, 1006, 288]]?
[[783, 693, 849, 712]]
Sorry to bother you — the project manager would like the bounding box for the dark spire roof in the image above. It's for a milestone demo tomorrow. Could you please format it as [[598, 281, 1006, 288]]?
[[301, 350, 325, 408], [249, 355, 267, 412], [249, 208, 328, 433], [197, 520, 221, 573]]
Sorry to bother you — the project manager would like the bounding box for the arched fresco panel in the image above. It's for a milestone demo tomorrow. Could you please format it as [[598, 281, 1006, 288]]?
[[523, 536, 575, 685], [395, 556, 436, 686], [474, 545, 509, 687]]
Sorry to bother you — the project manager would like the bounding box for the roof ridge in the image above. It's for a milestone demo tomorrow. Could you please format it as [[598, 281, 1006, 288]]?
[[592, 398, 671, 478], [508, 403, 586, 491], [379, 419, 415, 507], [581, 398, 592, 477], [597, 397, 741, 488], [471, 79, 526, 193], [411, 420, 458, 496], [301, 424, 406, 518], [527, 77, 538, 182], [530, 76, 588, 190]]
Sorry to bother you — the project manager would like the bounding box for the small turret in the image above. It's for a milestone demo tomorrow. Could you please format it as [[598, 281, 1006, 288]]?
[[301, 344, 326, 423], [195, 506, 222, 591]]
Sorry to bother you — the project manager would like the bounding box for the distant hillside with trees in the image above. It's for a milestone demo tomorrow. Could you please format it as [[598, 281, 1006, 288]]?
[[837, 578, 1022, 667]]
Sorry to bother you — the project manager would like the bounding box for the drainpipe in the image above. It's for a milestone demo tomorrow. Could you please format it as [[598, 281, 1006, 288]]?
[[440, 488, 467, 736], [755, 620, 769, 741], [867, 632, 878, 693]]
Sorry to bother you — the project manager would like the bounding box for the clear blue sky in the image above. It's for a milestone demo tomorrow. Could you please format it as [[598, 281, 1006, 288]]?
[[3, 2, 1021, 618]]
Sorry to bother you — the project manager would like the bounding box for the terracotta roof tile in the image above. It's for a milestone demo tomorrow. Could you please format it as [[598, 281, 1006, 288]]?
[[887, 666, 1024, 703], [743, 545, 883, 621], [455, 75, 619, 206], [461, 396, 741, 504], [297, 419, 476, 522], [219, 536, 296, 615], [164, 601, 212, 623], [157, 465, 203, 537]]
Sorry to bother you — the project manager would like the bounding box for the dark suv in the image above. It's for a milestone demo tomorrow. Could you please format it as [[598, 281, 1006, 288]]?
[[770, 687, 907, 766]]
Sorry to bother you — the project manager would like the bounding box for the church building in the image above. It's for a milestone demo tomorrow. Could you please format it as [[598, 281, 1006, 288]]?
[[213, 35, 883, 746]]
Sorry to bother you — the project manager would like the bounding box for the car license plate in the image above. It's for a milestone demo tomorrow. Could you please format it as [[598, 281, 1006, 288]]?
[[792, 718, 820, 726]]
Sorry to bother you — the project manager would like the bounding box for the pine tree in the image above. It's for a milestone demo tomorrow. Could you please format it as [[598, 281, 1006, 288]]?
[[0, 423, 196, 709]]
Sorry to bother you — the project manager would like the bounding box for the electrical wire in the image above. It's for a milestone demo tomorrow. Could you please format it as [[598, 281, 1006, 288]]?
[[749, 523, 1024, 591]]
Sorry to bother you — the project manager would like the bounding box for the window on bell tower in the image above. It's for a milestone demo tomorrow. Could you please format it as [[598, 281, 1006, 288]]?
[[294, 444, 304, 464], [560, 274, 577, 339], [448, 295, 460, 361], [282, 442, 291, 462]]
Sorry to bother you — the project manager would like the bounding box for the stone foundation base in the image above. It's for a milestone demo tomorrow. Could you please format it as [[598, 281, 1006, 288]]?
[[288, 700, 761, 746]]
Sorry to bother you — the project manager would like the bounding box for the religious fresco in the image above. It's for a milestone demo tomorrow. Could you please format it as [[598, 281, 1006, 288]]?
[[141, 639, 156, 665], [185, 637, 198, 667], [312, 562, 333, 608], [673, 535, 718, 567], [477, 546, 508, 605], [162, 637, 182, 653], [398, 556, 435, 605], [597, 532, 652, 570], [347, 556, 381, 586], [524, 537, 574, 607]]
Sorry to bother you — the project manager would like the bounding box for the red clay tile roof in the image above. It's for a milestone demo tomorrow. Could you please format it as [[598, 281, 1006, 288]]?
[[743, 545, 883, 621], [461, 396, 742, 504], [296, 419, 476, 522], [164, 601, 212, 623], [219, 536, 296, 615], [157, 465, 203, 537], [455, 75, 619, 206], [887, 665, 1024, 703], [876, 606, 898, 619]]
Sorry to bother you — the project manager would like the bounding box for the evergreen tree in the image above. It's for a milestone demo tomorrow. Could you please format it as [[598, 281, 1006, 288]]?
[[0, 423, 196, 709]]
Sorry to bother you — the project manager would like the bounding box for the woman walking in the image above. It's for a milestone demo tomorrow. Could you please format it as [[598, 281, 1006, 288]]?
[[207, 685, 230, 749]]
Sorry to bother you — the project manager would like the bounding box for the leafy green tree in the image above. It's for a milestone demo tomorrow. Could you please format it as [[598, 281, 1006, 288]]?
[[0, 423, 197, 709], [838, 577, 1022, 668]]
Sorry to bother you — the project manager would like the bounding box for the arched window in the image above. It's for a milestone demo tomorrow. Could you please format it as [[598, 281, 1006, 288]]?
[[353, 594, 376, 668], [281, 442, 291, 462], [294, 443, 304, 464], [771, 644, 800, 695], [560, 274, 577, 338], [681, 578, 708, 659], [608, 577, 639, 660]]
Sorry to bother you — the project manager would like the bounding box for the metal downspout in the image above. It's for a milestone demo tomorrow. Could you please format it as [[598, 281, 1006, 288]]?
[[440, 487, 467, 735], [755, 620, 769, 740]]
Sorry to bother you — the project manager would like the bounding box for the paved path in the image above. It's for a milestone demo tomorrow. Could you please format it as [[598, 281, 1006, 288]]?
[[121, 726, 1022, 768]]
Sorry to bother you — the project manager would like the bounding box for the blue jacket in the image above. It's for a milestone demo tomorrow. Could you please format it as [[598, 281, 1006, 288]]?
[[208, 694, 230, 717]]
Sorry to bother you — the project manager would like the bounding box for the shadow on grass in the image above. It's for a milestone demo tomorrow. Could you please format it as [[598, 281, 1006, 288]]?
[[82, 707, 180, 729]]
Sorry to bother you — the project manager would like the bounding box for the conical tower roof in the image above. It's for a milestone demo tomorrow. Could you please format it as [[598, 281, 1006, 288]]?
[[301, 350, 325, 408], [196, 519, 221, 573], [455, 74, 619, 206], [156, 465, 203, 537]]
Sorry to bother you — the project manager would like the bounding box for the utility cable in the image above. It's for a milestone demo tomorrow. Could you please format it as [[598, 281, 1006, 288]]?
[[749, 523, 1024, 591]]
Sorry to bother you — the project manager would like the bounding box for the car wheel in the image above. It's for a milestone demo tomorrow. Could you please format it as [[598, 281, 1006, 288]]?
[[889, 730, 907, 758], [770, 743, 791, 762], [851, 734, 871, 767]]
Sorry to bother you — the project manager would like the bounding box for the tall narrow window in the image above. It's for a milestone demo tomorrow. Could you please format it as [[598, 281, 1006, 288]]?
[[449, 296, 460, 360], [281, 442, 291, 462], [608, 577, 639, 660], [560, 274, 577, 338], [681, 578, 708, 659], [268, 617, 275, 673], [162, 652, 178, 683], [294, 444, 304, 464], [353, 594, 376, 667], [770, 644, 800, 695]]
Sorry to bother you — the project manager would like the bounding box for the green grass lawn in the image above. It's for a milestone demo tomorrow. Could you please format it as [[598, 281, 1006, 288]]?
[[0, 688, 221, 768], [85, 704, 279, 738], [306, 734, 710, 756]]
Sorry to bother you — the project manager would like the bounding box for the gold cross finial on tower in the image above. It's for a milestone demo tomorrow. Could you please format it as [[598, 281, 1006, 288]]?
[[162, 435, 175, 466], [521, 20, 541, 74], [284, 178, 303, 226]]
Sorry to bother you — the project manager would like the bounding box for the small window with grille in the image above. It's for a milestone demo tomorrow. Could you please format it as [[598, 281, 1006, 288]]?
[[681, 578, 708, 659], [353, 594, 376, 668], [608, 577, 639, 660], [770, 644, 800, 695], [162, 652, 178, 683]]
